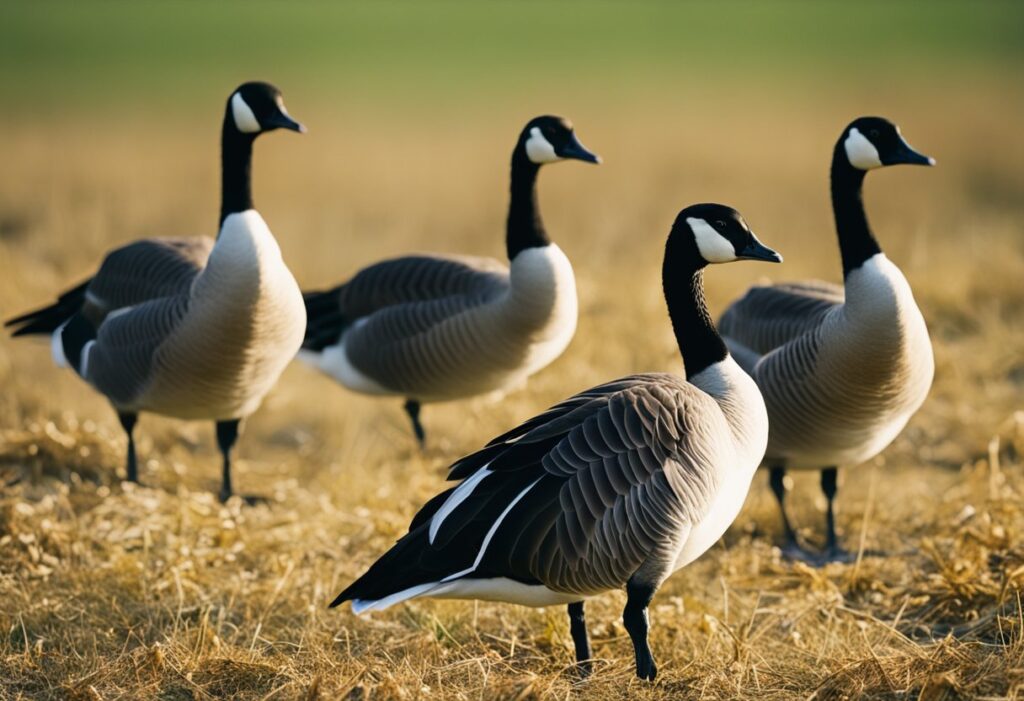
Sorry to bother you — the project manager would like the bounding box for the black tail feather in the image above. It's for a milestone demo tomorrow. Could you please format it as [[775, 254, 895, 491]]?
[[330, 485, 460, 609], [329, 526, 437, 608], [330, 467, 545, 610], [302, 286, 350, 351], [6, 279, 92, 337]]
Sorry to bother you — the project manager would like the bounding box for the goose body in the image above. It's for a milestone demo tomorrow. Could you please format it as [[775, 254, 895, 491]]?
[[300, 116, 597, 444], [346, 364, 765, 610], [301, 244, 577, 402], [6, 82, 306, 500], [333, 204, 782, 679], [718, 117, 935, 561], [725, 255, 932, 469], [112, 212, 305, 419]]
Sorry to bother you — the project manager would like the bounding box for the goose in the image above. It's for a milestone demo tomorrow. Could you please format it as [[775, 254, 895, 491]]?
[[330, 204, 781, 680], [718, 117, 934, 563], [5, 82, 307, 503], [299, 116, 599, 446]]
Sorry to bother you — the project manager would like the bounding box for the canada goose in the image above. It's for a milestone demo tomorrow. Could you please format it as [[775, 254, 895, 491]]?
[[331, 204, 781, 680], [718, 117, 934, 563], [300, 116, 599, 446], [5, 82, 307, 503]]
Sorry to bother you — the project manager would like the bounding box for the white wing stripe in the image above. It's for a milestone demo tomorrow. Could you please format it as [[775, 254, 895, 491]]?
[[441, 475, 543, 583], [352, 473, 543, 615], [50, 320, 70, 368], [80, 340, 96, 378], [429, 465, 493, 544]]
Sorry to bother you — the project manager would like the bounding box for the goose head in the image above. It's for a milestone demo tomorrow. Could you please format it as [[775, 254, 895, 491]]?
[[227, 82, 306, 136], [517, 116, 601, 165], [841, 117, 934, 171], [674, 204, 782, 266]]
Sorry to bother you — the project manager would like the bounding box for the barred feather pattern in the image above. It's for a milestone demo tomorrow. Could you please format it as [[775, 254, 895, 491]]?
[[84, 210, 306, 419], [719, 255, 933, 469], [718, 280, 843, 364], [305, 245, 577, 402], [336, 361, 768, 605], [80, 238, 215, 326], [497, 377, 720, 594]]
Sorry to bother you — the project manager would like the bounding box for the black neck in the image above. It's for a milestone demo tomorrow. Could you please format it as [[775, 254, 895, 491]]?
[[831, 142, 880, 277], [663, 232, 728, 377], [506, 149, 549, 259], [219, 118, 256, 229]]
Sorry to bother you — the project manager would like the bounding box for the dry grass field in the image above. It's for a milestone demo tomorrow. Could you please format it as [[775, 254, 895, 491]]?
[[2, 2, 1024, 699]]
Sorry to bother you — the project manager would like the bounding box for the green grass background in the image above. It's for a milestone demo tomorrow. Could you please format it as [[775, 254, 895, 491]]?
[[2, 0, 1022, 115]]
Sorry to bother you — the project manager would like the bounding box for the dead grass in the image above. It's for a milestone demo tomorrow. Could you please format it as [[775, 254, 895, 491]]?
[[1, 81, 1023, 699]]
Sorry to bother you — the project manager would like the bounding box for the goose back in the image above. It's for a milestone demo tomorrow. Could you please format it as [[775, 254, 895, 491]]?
[[82, 237, 215, 325], [719, 281, 843, 357]]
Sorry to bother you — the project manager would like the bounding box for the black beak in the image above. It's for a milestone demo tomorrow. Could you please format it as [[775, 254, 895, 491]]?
[[738, 234, 783, 263], [265, 110, 307, 133], [557, 132, 602, 164], [886, 139, 934, 166]]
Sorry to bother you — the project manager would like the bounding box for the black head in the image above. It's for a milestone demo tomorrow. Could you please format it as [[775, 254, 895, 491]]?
[[518, 115, 601, 165], [672, 204, 782, 266], [227, 82, 306, 136], [841, 117, 934, 170]]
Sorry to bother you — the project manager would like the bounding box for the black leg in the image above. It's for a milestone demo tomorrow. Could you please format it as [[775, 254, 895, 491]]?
[[216, 419, 241, 503], [623, 579, 657, 681], [118, 412, 139, 483], [403, 399, 426, 448], [819, 467, 853, 563], [768, 466, 797, 544], [567, 601, 592, 677], [769, 466, 817, 561]]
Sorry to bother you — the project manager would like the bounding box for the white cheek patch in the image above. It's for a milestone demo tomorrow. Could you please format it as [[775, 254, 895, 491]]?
[[525, 127, 560, 164], [844, 127, 882, 170], [688, 217, 737, 263], [231, 92, 261, 133]]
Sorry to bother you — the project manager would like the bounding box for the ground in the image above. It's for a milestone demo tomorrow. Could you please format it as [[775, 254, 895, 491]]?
[[1, 2, 1023, 699]]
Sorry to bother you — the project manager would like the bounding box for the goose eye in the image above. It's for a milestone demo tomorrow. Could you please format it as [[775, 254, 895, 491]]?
[[869, 129, 880, 139], [715, 220, 727, 229]]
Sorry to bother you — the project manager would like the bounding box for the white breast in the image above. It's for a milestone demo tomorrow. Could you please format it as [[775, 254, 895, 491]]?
[[499, 244, 578, 387], [842, 254, 920, 325], [144, 209, 305, 419], [778, 253, 934, 469], [673, 358, 769, 570]]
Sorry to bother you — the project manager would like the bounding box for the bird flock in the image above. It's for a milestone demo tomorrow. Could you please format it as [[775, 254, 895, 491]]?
[[5, 82, 936, 680]]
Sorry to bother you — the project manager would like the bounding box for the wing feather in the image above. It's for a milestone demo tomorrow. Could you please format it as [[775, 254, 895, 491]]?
[[335, 373, 729, 605], [84, 238, 213, 322], [718, 281, 843, 359], [84, 295, 192, 406], [302, 254, 508, 352]]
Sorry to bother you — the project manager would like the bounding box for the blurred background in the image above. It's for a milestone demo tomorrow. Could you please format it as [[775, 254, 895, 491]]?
[[1, 2, 1023, 698]]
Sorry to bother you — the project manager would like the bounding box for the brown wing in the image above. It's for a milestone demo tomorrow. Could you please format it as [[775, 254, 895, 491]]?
[[6, 237, 211, 337], [718, 281, 843, 364], [82, 237, 214, 325], [83, 295, 192, 407], [302, 254, 507, 352], [334, 374, 726, 604]]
